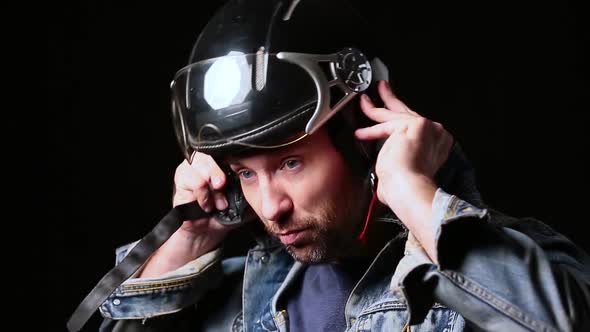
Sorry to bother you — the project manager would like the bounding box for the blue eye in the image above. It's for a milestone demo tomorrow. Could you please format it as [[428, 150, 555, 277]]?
[[238, 169, 254, 179], [283, 159, 301, 170]]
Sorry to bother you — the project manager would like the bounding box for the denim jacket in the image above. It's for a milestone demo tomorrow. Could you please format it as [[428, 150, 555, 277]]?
[[98, 147, 590, 332]]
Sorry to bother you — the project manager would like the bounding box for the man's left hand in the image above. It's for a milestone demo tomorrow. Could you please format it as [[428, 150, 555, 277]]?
[[355, 80, 454, 262]]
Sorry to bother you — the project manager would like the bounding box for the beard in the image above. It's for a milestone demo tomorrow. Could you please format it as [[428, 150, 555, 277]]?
[[263, 190, 366, 264]]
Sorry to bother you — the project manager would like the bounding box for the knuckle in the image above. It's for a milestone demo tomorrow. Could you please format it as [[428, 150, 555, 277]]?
[[180, 172, 208, 192], [412, 117, 429, 129], [196, 153, 220, 175], [200, 153, 215, 165], [445, 132, 455, 146], [198, 191, 210, 204], [192, 152, 211, 166]]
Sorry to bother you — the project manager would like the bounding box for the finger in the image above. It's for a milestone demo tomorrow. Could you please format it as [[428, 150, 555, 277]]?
[[360, 95, 412, 123], [175, 177, 215, 212], [174, 160, 203, 193], [355, 121, 407, 140], [191, 153, 226, 190], [174, 159, 215, 212], [360, 92, 375, 108], [191, 153, 229, 211], [211, 190, 228, 211], [378, 80, 418, 116]]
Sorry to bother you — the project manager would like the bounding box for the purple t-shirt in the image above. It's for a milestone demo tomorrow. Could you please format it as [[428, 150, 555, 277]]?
[[286, 259, 370, 331]]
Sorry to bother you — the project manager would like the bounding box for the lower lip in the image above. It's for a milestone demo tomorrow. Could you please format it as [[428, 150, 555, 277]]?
[[279, 230, 307, 245]]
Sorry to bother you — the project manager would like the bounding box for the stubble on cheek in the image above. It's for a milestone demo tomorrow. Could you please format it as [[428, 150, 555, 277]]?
[[269, 197, 364, 263]]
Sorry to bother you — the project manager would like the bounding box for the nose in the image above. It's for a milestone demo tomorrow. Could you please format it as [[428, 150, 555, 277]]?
[[258, 177, 293, 223]]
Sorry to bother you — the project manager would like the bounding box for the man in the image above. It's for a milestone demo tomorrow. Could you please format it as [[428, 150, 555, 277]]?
[[97, 0, 590, 331]]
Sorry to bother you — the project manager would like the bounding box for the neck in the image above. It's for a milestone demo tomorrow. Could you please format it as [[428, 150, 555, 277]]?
[[335, 210, 402, 263]]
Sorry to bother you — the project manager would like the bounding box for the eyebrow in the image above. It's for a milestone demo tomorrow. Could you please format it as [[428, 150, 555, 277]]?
[[225, 146, 306, 170], [226, 160, 243, 169]]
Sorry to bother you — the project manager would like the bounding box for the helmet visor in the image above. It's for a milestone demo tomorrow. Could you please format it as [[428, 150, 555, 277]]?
[[171, 49, 374, 160]]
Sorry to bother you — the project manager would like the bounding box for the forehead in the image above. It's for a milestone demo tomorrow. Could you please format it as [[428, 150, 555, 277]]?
[[225, 129, 334, 166]]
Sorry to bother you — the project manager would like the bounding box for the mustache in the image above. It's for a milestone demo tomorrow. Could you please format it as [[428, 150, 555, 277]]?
[[263, 215, 319, 235], [260, 199, 340, 235]]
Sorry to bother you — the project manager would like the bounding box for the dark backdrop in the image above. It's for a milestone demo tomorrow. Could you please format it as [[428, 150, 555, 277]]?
[[50, 1, 588, 331]]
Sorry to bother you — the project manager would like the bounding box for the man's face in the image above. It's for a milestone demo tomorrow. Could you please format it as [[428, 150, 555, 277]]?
[[228, 129, 365, 263]]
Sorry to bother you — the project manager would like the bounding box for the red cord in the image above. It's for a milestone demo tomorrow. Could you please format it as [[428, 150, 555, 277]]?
[[358, 192, 377, 241]]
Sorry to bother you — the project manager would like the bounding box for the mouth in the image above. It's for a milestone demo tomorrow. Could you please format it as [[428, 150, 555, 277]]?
[[277, 228, 310, 246]]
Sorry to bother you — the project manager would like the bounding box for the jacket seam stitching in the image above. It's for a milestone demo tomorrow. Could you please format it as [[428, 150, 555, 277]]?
[[119, 279, 193, 293], [118, 258, 219, 293], [440, 270, 559, 332]]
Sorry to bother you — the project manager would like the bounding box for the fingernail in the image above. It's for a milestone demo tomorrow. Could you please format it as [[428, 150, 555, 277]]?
[[362, 94, 370, 102], [215, 196, 228, 210], [211, 176, 222, 187]]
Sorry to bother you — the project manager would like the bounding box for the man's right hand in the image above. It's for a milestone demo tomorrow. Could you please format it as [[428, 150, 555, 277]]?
[[139, 152, 237, 278]]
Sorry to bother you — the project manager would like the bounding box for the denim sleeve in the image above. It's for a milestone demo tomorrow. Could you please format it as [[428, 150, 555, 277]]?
[[395, 189, 590, 332], [98, 244, 224, 320]]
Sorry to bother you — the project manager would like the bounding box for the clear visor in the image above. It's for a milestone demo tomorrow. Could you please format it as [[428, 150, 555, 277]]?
[[171, 48, 375, 160]]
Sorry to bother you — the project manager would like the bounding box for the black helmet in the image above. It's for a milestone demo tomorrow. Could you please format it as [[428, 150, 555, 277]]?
[[170, 0, 389, 161]]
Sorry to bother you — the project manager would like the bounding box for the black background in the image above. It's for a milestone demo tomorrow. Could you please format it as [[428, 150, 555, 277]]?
[[50, 1, 588, 331]]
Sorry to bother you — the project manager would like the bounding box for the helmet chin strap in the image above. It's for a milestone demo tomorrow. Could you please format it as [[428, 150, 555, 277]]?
[[66, 201, 214, 332]]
